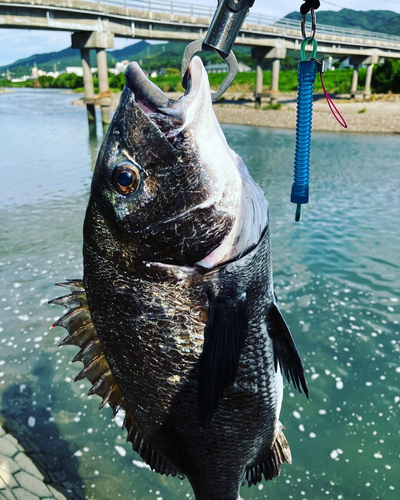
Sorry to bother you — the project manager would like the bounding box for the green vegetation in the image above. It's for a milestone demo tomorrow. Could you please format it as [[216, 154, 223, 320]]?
[[358, 108, 367, 114], [2, 59, 400, 96], [263, 103, 282, 111]]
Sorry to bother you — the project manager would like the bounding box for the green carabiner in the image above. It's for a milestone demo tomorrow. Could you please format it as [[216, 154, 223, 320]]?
[[301, 37, 318, 61]]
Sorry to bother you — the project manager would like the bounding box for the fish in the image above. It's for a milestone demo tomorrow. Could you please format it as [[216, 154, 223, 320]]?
[[50, 56, 308, 500]]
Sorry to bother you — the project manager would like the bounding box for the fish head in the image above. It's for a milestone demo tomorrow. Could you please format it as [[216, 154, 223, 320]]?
[[84, 57, 268, 269]]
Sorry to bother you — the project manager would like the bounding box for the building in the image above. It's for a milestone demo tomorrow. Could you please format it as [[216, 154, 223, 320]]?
[[205, 62, 251, 73]]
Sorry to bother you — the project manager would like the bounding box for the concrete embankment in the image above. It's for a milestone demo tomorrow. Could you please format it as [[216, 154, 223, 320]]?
[[0, 422, 67, 500], [72, 91, 400, 134]]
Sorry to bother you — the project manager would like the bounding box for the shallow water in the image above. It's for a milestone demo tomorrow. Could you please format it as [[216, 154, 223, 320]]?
[[0, 88, 399, 500]]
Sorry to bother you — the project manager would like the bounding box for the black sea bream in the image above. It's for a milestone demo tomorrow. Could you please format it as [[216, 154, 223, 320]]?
[[51, 57, 308, 500]]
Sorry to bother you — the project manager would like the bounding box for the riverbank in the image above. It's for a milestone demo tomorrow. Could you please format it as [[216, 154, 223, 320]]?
[[72, 91, 400, 134]]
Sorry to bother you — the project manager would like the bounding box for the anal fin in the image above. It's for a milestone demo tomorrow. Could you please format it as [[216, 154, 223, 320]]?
[[244, 427, 292, 487], [267, 299, 309, 397]]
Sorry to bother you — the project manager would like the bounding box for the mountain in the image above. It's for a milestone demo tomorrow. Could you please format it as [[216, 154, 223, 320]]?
[[3, 9, 400, 78], [285, 9, 400, 35], [0, 40, 255, 78], [0, 40, 152, 77]]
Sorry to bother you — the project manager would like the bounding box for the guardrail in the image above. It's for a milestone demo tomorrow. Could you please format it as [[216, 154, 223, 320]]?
[[99, 0, 400, 45]]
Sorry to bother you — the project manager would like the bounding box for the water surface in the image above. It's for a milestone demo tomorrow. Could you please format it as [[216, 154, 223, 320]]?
[[0, 89, 399, 500]]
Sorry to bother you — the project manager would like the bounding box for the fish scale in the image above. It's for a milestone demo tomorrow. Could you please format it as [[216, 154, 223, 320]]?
[[51, 57, 307, 500]]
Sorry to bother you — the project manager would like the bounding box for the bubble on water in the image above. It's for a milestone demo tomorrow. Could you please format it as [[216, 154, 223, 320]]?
[[299, 424, 305, 432], [115, 445, 126, 457], [309, 432, 316, 438], [114, 411, 125, 428], [13, 282, 21, 288], [133, 459, 150, 469], [319, 409, 327, 415], [87, 428, 93, 434], [28, 416, 36, 427], [366, 382, 373, 386], [258, 484, 264, 490], [374, 452, 383, 459], [293, 411, 301, 419], [336, 380, 344, 390], [396, 367, 400, 373], [311, 373, 320, 380], [18, 315, 29, 321], [74, 450, 83, 457]]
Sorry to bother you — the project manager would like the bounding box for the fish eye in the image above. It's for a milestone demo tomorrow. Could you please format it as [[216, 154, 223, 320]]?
[[112, 163, 140, 196]]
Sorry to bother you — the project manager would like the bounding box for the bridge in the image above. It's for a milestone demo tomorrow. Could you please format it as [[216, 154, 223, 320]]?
[[2, 0, 400, 128]]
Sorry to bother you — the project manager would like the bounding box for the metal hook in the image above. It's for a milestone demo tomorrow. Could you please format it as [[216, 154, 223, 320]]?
[[181, 39, 239, 102], [301, 8, 316, 42]]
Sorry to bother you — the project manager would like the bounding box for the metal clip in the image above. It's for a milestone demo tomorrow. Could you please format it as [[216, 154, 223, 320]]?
[[181, 39, 239, 102], [311, 58, 325, 74], [181, 0, 254, 101], [301, 8, 316, 42]]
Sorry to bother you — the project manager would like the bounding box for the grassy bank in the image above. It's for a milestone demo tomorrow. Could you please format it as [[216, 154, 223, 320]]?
[[2, 60, 400, 95]]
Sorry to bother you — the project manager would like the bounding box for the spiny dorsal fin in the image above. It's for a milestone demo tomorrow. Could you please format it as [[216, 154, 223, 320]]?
[[267, 299, 309, 398], [243, 426, 292, 487], [198, 288, 248, 427], [50, 280, 184, 479]]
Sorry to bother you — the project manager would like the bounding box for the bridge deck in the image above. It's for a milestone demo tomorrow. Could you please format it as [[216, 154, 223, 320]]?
[[1, 0, 400, 59]]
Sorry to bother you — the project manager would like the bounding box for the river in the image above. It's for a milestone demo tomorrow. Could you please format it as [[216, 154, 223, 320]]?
[[0, 88, 399, 500]]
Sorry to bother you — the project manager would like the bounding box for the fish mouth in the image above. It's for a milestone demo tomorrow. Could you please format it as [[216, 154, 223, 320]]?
[[124, 57, 209, 142]]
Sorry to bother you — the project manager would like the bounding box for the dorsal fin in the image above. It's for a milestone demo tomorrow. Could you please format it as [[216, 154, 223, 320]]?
[[267, 299, 308, 397], [243, 426, 292, 487], [198, 287, 248, 427], [49, 280, 184, 479]]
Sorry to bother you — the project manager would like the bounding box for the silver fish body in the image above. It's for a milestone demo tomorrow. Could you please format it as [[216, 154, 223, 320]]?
[[51, 57, 308, 500]]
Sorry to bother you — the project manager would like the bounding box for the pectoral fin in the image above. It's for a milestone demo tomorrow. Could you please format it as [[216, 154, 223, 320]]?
[[198, 288, 248, 427], [267, 299, 309, 397]]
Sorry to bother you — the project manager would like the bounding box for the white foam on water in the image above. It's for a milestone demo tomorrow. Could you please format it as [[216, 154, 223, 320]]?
[[133, 459, 150, 469], [28, 416, 35, 427], [115, 445, 126, 457]]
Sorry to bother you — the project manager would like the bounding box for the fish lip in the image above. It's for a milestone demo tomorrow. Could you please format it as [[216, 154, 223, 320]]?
[[124, 58, 203, 136]]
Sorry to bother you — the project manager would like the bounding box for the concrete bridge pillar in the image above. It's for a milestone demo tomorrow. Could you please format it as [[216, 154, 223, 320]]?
[[364, 63, 374, 99], [350, 54, 379, 100], [96, 48, 111, 127], [271, 59, 281, 92], [80, 48, 96, 137], [72, 31, 114, 132], [252, 47, 286, 107], [351, 65, 359, 97]]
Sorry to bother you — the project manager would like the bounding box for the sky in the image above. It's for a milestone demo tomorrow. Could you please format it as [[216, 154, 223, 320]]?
[[1, 0, 400, 66]]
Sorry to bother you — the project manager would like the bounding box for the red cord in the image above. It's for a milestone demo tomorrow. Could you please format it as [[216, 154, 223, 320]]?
[[320, 73, 348, 129]]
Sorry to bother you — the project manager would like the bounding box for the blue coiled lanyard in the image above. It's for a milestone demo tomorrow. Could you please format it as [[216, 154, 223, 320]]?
[[291, 8, 347, 222], [291, 7, 320, 223]]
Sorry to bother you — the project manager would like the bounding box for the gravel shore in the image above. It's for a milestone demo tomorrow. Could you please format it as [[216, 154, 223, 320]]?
[[72, 91, 400, 135]]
